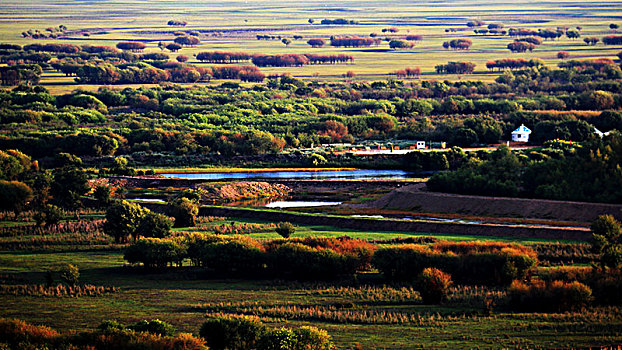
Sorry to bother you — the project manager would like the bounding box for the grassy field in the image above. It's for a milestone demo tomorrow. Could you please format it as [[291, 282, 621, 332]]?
[[1, 0, 621, 94], [0, 208, 615, 348]]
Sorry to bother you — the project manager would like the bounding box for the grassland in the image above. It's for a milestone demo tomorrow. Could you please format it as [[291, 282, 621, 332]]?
[[1, 0, 622, 94], [0, 205, 616, 348]]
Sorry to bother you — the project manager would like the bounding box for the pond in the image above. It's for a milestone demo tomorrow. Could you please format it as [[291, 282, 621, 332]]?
[[265, 201, 342, 208], [161, 169, 414, 180]]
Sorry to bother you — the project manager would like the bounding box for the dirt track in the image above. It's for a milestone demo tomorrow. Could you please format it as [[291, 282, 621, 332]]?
[[355, 184, 622, 223]]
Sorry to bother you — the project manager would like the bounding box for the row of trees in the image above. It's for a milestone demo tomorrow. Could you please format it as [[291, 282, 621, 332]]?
[[434, 61, 476, 74], [0, 65, 42, 86], [195, 52, 353, 66], [251, 54, 352, 67], [603, 35, 622, 45], [196, 51, 252, 63], [329, 36, 380, 47], [23, 43, 80, 53], [507, 40, 538, 53], [393, 67, 421, 78], [442, 39, 472, 50], [72, 62, 267, 84], [485, 58, 540, 71]]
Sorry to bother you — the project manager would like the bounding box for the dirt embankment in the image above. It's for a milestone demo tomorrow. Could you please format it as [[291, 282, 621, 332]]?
[[355, 184, 622, 223], [138, 203, 590, 242]]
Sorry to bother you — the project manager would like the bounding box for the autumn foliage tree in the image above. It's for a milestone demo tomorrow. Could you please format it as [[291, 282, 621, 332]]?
[[307, 38, 326, 48], [443, 39, 472, 50], [507, 41, 536, 52], [116, 42, 146, 52], [330, 36, 378, 47]]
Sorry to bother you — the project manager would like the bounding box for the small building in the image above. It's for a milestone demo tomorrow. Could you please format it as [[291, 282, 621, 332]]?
[[594, 127, 611, 138], [511, 124, 531, 142], [416, 141, 426, 149]]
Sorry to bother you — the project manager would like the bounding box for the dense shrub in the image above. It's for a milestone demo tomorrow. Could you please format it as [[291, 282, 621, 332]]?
[[199, 236, 266, 274], [0, 318, 206, 350], [275, 221, 295, 238], [269, 243, 351, 280], [137, 211, 173, 238], [417, 268, 453, 304], [507, 280, 592, 312], [167, 197, 198, 227], [103, 200, 149, 243], [124, 238, 187, 268], [199, 316, 266, 350], [268, 236, 376, 273], [128, 319, 176, 336], [373, 244, 459, 280], [537, 266, 622, 306], [257, 328, 298, 350], [373, 241, 537, 286]]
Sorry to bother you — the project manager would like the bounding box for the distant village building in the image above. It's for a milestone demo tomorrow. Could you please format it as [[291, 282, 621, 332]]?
[[511, 124, 531, 142], [416, 141, 426, 149], [594, 128, 611, 138]]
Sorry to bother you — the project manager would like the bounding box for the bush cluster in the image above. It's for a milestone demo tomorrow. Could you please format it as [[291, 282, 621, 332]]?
[[0, 318, 206, 350], [372, 241, 537, 286], [507, 280, 592, 312], [199, 316, 334, 350], [126, 234, 374, 279]]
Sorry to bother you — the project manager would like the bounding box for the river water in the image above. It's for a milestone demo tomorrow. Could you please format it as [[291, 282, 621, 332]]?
[[161, 169, 414, 180]]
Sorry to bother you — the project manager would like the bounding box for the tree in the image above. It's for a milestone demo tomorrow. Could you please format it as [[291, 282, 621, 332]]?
[[584, 37, 599, 45], [137, 212, 173, 238], [174, 36, 200, 46], [389, 39, 414, 50], [308, 153, 327, 166], [308, 18, 314, 24], [566, 29, 581, 39], [591, 215, 622, 269], [275, 222, 295, 239], [103, 200, 148, 243], [0, 150, 32, 181], [60, 264, 79, 286], [452, 128, 479, 147], [166, 43, 182, 52], [281, 38, 292, 47], [34, 204, 63, 227], [94, 186, 112, 207], [593, 110, 622, 132], [167, 197, 198, 227], [610, 23, 620, 31], [116, 42, 146, 52], [307, 38, 326, 48], [557, 51, 570, 60], [0, 180, 33, 218], [51, 162, 89, 210], [176, 55, 189, 62]]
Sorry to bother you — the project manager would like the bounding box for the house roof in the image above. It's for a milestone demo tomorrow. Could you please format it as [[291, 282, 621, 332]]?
[[512, 124, 531, 134]]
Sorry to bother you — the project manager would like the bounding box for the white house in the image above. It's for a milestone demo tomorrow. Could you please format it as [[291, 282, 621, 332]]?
[[511, 124, 531, 142], [416, 141, 426, 149], [594, 127, 611, 138]]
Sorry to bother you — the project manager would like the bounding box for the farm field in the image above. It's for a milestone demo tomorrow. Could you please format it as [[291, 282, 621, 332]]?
[[1, 0, 622, 92]]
